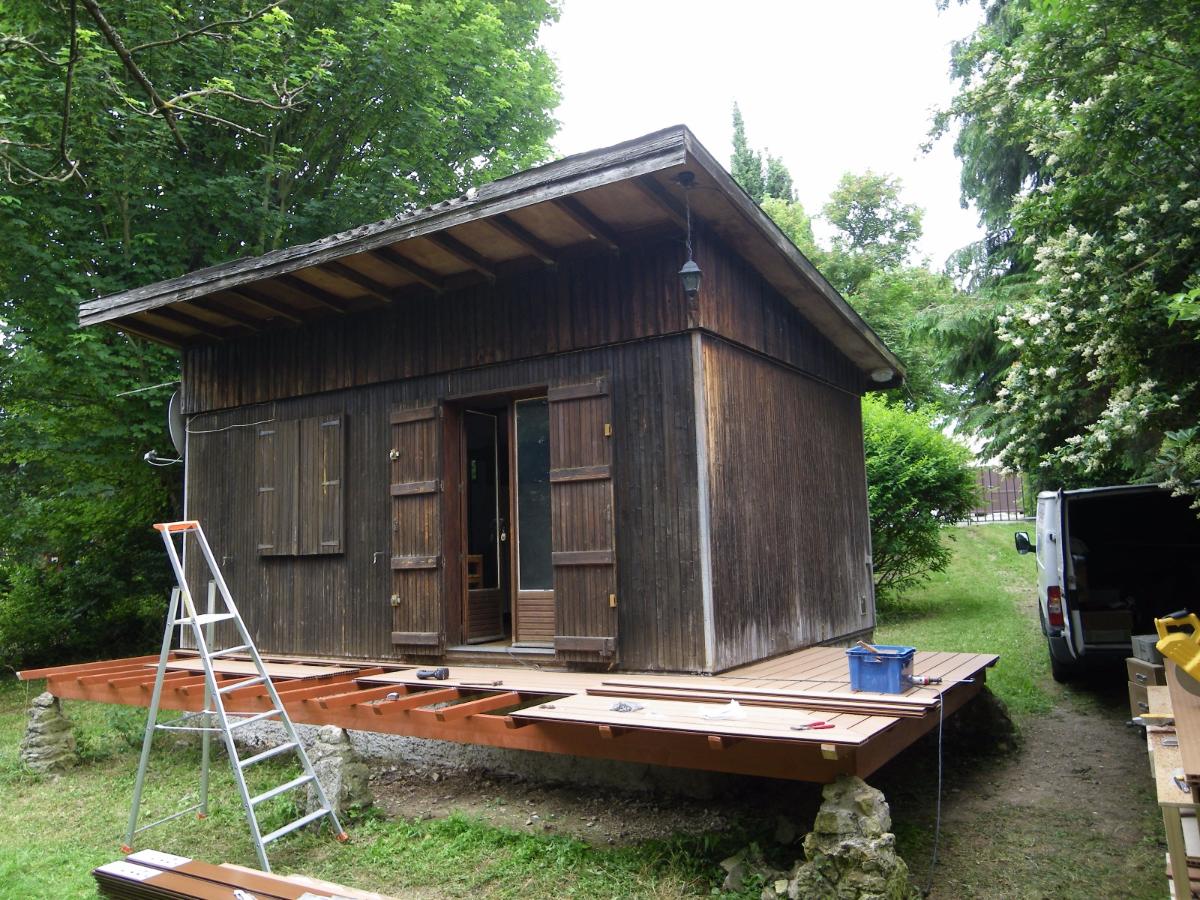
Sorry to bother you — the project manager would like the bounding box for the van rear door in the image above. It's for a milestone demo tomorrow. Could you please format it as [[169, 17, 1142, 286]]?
[[1036, 490, 1074, 656]]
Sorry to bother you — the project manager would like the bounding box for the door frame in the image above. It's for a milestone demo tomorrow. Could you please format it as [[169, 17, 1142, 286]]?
[[443, 386, 549, 648]]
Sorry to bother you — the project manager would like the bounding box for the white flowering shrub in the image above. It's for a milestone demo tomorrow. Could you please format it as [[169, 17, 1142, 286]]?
[[941, 0, 1200, 496]]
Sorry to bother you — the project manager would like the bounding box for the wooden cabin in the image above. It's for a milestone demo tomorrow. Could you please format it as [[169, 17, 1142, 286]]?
[[80, 126, 904, 675]]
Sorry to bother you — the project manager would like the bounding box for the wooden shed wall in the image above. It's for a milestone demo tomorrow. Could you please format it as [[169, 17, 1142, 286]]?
[[700, 336, 874, 673], [182, 335, 706, 672], [694, 232, 864, 397]]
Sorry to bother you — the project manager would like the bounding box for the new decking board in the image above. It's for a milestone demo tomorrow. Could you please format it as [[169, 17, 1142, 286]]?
[[151, 659, 357, 680], [357, 664, 602, 695], [509, 693, 894, 745], [1166, 662, 1200, 784]]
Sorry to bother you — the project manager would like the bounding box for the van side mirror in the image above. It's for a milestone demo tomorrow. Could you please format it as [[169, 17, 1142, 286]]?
[[1014, 531, 1033, 555]]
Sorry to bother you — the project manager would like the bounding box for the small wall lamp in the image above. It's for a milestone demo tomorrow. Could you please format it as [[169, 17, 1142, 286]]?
[[676, 171, 702, 299], [870, 367, 896, 383]]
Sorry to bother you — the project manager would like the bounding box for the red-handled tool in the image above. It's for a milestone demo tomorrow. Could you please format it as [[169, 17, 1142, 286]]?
[[791, 721, 835, 731]]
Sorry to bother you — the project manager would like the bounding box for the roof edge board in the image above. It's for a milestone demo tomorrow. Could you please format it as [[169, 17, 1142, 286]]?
[[681, 131, 905, 378], [79, 130, 691, 328]]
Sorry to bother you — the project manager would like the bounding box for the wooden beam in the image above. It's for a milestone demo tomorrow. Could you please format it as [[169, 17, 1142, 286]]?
[[434, 691, 522, 722], [424, 234, 496, 281], [22, 654, 163, 680], [371, 687, 460, 716], [276, 273, 355, 312], [223, 287, 306, 324], [144, 306, 227, 340], [632, 175, 690, 232], [487, 214, 557, 266], [193, 298, 267, 330], [314, 684, 409, 710], [370, 245, 444, 293], [553, 197, 621, 253], [117, 317, 184, 347], [316, 262, 396, 304]]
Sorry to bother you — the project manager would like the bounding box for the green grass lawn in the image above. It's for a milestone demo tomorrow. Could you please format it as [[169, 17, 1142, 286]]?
[[876, 521, 1050, 718]]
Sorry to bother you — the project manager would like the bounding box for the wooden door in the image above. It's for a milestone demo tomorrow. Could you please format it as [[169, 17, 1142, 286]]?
[[549, 378, 618, 662], [389, 404, 447, 653]]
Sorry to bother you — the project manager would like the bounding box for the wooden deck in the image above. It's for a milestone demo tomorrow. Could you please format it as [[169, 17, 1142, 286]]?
[[19, 647, 997, 782]]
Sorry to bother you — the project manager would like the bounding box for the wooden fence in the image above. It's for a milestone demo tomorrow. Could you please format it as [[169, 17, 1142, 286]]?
[[969, 467, 1029, 521]]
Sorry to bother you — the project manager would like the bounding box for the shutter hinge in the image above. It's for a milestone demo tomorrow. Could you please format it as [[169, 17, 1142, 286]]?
[[608, 593, 617, 608], [603, 423, 612, 437], [390, 594, 401, 607]]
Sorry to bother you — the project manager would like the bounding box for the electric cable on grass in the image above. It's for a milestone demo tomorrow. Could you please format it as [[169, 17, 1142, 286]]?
[[924, 697, 944, 897]]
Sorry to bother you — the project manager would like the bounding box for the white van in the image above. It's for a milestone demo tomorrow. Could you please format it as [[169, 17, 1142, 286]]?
[[1014, 484, 1200, 681]]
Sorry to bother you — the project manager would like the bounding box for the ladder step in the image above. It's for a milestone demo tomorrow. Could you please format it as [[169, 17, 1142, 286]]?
[[173, 612, 235, 627], [227, 709, 281, 730], [261, 808, 331, 845], [251, 774, 315, 807], [210, 644, 250, 658], [219, 675, 266, 694], [238, 741, 298, 769]]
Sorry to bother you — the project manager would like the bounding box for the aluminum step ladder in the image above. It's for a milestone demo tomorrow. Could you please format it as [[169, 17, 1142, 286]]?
[[123, 519, 347, 872]]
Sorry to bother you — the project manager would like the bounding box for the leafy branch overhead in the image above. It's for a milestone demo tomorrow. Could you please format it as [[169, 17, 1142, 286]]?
[[0, 0, 562, 668], [0, 1, 311, 182]]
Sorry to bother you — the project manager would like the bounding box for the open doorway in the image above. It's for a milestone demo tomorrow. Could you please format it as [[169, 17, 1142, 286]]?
[[454, 395, 555, 650]]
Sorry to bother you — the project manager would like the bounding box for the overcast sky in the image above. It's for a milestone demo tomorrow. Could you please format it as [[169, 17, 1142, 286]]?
[[541, 1, 986, 268]]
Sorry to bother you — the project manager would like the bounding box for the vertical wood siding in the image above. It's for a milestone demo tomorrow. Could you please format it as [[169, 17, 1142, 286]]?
[[695, 229, 864, 396], [701, 336, 874, 672], [183, 336, 705, 671]]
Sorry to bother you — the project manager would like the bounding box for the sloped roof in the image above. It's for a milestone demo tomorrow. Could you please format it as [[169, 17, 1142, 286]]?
[[79, 125, 903, 381]]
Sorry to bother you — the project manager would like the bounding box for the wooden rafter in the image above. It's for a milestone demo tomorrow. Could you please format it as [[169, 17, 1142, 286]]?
[[275, 273, 353, 313], [315, 262, 396, 304], [632, 175, 690, 232], [223, 287, 306, 324], [119, 317, 184, 346], [554, 197, 621, 253], [145, 305, 227, 339], [487, 214, 557, 266], [193, 298, 266, 330], [424, 234, 496, 281], [369, 246, 444, 293]]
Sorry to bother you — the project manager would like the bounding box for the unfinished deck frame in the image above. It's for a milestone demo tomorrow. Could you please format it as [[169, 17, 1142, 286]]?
[[21, 647, 996, 782]]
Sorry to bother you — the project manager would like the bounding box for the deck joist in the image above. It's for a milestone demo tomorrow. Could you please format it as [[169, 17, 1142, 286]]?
[[19, 647, 997, 782]]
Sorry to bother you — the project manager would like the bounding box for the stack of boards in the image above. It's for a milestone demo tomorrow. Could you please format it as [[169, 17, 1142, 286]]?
[[94, 850, 395, 900]]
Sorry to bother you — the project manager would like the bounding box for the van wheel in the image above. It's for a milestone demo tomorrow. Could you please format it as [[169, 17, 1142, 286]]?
[[1049, 646, 1077, 683]]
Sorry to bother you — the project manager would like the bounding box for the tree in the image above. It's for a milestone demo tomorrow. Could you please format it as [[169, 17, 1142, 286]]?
[[862, 396, 978, 598], [731, 102, 765, 204], [934, 0, 1200, 494], [822, 171, 923, 272], [0, 0, 561, 667]]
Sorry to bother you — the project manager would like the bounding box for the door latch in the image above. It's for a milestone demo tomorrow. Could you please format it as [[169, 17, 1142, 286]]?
[[389, 449, 400, 461], [390, 594, 401, 607]]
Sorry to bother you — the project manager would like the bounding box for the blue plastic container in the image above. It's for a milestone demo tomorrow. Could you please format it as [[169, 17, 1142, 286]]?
[[846, 645, 916, 694]]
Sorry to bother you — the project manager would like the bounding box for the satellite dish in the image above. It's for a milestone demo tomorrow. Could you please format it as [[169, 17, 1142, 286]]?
[[168, 389, 186, 458]]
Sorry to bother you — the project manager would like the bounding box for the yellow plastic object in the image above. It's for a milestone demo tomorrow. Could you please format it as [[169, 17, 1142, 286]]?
[[1155, 613, 1200, 682]]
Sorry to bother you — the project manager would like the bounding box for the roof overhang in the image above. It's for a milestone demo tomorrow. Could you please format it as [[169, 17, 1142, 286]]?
[[79, 125, 904, 384]]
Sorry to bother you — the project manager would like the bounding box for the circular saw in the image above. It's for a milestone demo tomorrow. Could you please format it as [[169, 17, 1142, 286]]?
[[1155, 611, 1200, 696]]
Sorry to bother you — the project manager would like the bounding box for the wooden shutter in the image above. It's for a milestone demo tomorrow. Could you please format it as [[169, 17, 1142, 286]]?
[[305, 414, 345, 555], [549, 378, 618, 662], [256, 420, 298, 556], [389, 404, 445, 652]]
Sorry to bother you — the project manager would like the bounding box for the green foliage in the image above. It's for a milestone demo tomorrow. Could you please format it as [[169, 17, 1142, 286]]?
[[934, 0, 1200, 494], [822, 171, 923, 272], [0, 0, 561, 668], [729, 103, 792, 204], [861, 396, 977, 597], [760, 196, 817, 258]]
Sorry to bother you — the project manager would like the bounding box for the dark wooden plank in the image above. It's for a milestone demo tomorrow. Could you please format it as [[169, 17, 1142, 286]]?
[[554, 197, 621, 253], [487, 214, 557, 266], [223, 286, 307, 324], [276, 273, 354, 312], [389, 631, 442, 646], [425, 233, 497, 281], [552, 549, 615, 566], [554, 635, 616, 655], [549, 464, 611, 483], [390, 406, 438, 425], [390, 480, 440, 496], [391, 555, 441, 570]]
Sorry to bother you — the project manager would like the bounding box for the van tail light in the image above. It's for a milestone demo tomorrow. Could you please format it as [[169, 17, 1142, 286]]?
[[1047, 585, 1064, 628]]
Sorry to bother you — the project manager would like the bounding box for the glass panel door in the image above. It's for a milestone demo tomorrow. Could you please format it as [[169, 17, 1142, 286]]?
[[513, 397, 553, 643]]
